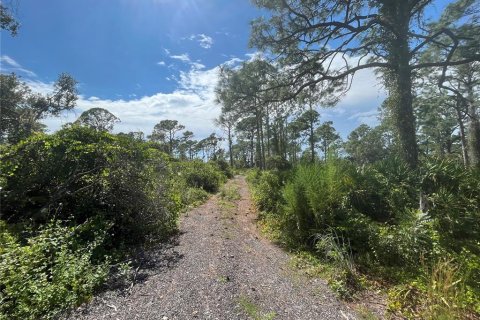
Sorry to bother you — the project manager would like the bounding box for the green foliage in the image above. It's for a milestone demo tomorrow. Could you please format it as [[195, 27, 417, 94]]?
[[388, 258, 474, 319], [420, 160, 480, 252], [210, 159, 234, 179], [238, 295, 276, 320], [251, 171, 283, 213], [245, 168, 262, 185], [176, 159, 227, 193], [0, 4, 20, 35], [0, 220, 110, 320], [0, 126, 229, 319], [344, 124, 391, 165], [0, 73, 78, 144], [248, 158, 480, 317], [315, 232, 361, 299], [265, 155, 291, 171], [220, 185, 241, 201], [0, 126, 176, 244], [75, 108, 120, 132]]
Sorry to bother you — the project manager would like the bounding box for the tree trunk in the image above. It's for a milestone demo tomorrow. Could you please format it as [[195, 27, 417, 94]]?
[[309, 102, 315, 163], [266, 109, 271, 158], [228, 126, 234, 167], [455, 97, 469, 167], [323, 140, 327, 162], [468, 102, 480, 167], [259, 114, 266, 169], [250, 133, 255, 167], [383, 2, 419, 168]]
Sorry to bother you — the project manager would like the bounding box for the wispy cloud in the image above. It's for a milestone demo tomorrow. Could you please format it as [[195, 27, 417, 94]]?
[[165, 51, 205, 70], [0, 55, 37, 77], [170, 53, 191, 63], [185, 34, 214, 49], [157, 61, 166, 66]]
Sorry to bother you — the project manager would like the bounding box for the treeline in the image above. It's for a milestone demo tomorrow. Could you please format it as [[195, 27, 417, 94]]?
[[215, 55, 479, 171], [0, 73, 231, 319], [214, 0, 480, 319]]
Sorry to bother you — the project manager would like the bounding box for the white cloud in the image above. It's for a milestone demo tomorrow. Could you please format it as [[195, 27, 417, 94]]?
[[1, 55, 21, 68], [170, 53, 191, 63], [185, 34, 214, 49], [165, 52, 205, 70], [38, 63, 222, 139], [157, 61, 166, 66], [196, 34, 214, 49], [318, 67, 385, 138], [25, 52, 385, 140], [0, 55, 37, 77], [223, 57, 243, 66]]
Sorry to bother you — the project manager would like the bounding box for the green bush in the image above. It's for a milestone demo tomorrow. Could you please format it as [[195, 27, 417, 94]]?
[[248, 158, 480, 316], [0, 126, 177, 244], [0, 127, 229, 319], [210, 159, 234, 179], [245, 168, 262, 185], [176, 160, 226, 193], [251, 171, 284, 213], [0, 220, 110, 320], [282, 162, 377, 249], [265, 155, 291, 171]]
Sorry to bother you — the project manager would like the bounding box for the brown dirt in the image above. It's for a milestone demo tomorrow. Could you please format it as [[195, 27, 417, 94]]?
[[66, 176, 358, 320]]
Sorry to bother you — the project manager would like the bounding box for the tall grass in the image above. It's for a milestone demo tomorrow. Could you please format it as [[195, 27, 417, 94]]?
[[423, 259, 465, 319]]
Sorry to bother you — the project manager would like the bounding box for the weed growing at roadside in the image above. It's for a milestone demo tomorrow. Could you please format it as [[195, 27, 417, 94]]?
[[238, 295, 276, 320]]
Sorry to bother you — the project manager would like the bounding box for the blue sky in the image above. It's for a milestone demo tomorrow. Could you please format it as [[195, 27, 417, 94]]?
[[0, 0, 451, 139]]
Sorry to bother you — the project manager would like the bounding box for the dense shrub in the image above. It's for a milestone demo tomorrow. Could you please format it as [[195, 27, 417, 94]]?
[[251, 171, 284, 213], [0, 220, 110, 320], [0, 126, 176, 244], [210, 159, 234, 179], [175, 159, 227, 193], [248, 158, 480, 316], [0, 126, 229, 319], [265, 155, 292, 171]]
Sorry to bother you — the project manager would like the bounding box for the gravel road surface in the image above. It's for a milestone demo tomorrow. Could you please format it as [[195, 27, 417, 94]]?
[[67, 176, 357, 320]]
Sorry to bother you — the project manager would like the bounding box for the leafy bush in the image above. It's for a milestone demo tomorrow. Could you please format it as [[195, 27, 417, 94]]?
[[315, 232, 361, 299], [210, 159, 234, 179], [0, 126, 177, 244], [175, 160, 227, 193], [245, 168, 262, 185], [220, 185, 241, 201], [420, 160, 480, 252], [0, 127, 229, 319], [0, 220, 110, 320], [265, 155, 291, 171], [251, 171, 284, 213], [248, 158, 480, 316]]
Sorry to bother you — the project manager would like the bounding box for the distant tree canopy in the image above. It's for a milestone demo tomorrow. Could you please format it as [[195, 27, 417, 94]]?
[[75, 107, 120, 132], [0, 73, 78, 143], [149, 119, 185, 155]]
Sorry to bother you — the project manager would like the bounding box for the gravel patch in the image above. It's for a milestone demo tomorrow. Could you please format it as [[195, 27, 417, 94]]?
[[66, 176, 357, 320]]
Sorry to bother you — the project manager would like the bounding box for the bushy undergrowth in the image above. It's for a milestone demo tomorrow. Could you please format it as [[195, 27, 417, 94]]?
[[1, 127, 175, 244], [248, 158, 480, 318], [174, 159, 227, 193], [0, 126, 229, 319], [0, 221, 110, 320]]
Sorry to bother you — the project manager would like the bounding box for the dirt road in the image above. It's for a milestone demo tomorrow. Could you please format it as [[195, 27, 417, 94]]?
[[68, 176, 357, 320]]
